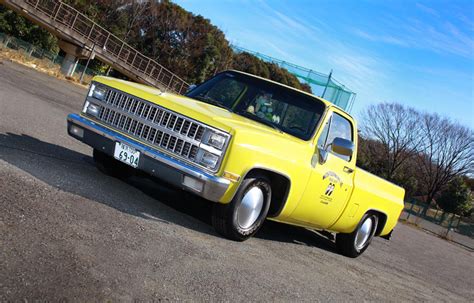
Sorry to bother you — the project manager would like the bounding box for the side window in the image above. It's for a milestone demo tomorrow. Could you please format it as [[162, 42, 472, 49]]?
[[318, 113, 353, 161]]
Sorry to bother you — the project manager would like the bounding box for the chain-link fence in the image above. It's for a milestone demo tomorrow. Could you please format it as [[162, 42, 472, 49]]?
[[0, 31, 104, 83], [400, 199, 474, 250], [232, 45, 356, 112]]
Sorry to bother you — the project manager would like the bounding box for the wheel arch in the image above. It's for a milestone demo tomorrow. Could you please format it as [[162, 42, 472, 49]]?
[[244, 168, 291, 218], [365, 209, 388, 236]]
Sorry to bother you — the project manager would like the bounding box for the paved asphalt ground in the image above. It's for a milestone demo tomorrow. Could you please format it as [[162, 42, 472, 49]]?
[[1, 60, 473, 302]]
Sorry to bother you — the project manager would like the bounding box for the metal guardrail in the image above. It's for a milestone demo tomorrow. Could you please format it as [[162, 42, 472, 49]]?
[[9, 0, 189, 94]]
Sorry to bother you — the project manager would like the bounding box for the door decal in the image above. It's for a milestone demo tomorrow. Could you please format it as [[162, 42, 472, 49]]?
[[323, 171, 342, 187], [319, 171, 343, 204], [325, 183, 336, 196]]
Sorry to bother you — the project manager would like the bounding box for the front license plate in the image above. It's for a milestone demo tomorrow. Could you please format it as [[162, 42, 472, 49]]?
[[114, 142, 140, 168]]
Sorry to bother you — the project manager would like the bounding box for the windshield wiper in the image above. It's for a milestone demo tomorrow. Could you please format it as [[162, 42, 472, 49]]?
[[239, 111, 283, 132], [191, 95, 232, 112]]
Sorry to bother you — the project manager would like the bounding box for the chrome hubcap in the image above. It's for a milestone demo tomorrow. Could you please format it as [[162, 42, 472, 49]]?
[[355, 217, 374, 250], [237, 186, 264, 229]]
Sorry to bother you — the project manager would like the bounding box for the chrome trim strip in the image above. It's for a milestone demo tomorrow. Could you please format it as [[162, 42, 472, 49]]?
[[68, 113, 230, 201], [87, 82, 231, 172], [199, 143, 223, 156]]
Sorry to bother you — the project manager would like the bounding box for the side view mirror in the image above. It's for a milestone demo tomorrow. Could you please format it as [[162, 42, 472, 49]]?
[[186, 84, 197, 93], [331, 137, 354, 157]]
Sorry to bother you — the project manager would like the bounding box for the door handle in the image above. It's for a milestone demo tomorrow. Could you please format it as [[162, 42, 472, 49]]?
[[344, 166, 354, 174]]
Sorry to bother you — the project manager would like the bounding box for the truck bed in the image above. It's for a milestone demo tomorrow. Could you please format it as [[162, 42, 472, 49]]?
[[330, 168, 405, 235]]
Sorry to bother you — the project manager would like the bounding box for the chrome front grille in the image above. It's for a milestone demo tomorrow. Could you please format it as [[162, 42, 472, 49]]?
[[88, 86, 224, 169]]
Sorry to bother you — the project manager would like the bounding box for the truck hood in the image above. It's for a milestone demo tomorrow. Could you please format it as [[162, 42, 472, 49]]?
[[94, 76, 307, 145]]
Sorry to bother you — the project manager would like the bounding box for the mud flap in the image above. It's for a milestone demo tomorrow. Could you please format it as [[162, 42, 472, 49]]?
[[381, 230, 393, 240]]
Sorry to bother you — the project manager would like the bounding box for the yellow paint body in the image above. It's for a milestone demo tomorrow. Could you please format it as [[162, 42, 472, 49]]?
[[89, 75, 405, 236]]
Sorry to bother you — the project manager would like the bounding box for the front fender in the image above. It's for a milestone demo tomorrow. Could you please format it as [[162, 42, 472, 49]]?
[[218, 131, 312, 219]]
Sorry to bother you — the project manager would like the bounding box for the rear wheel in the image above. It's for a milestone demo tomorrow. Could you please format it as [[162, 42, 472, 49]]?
[[336, 213, 378, 258], [93, 149, 135, 179], [212, 175, 271, 241]]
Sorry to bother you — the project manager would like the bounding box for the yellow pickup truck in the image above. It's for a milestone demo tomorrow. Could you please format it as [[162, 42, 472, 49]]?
[[67, 70, 405, 257]]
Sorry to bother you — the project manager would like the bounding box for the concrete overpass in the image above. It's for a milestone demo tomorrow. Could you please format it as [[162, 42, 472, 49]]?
[[0, 0, 189, 94]]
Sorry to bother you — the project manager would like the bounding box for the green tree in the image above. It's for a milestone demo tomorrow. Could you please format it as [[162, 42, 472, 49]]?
[[232, 52, 270, 78], [1, 1, 314, 93], [128, 1, 231, 84], [231, 52, 312, 93], [0, 5, 58, 53], [437, 177, 472, 215]]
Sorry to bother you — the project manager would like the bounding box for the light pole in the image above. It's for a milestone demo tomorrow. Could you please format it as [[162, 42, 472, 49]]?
[[80, 43, 96, 84]]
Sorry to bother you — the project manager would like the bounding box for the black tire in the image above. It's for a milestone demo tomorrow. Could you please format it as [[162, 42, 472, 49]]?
[[212, 175, 271, 241], [93, 149, 135, 179], [335, 213, 379, 258]]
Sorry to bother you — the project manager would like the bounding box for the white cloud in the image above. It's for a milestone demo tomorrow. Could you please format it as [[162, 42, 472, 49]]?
[[458, 14, 474, 32], [351, 15, 474, 59], [264, 41, 294, 60], [255, 1, 324, 40], [351, 29, 409, 47], [415, 3, 440, 18], [327, 51, 386, 93]]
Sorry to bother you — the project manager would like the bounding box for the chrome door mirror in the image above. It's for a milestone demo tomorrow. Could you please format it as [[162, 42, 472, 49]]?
[[331, 137, 354, 157]]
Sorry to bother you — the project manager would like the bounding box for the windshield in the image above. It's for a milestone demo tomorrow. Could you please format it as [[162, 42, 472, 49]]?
[[186, 71, 326, 140]]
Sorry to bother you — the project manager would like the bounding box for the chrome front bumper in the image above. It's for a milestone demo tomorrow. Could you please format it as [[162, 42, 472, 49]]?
[[67, 113, 230, 202]]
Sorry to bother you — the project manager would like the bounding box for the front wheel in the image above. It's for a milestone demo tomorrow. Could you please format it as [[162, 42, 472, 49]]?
[[336, 213, 378, 258], [212, 175, 271, 241]]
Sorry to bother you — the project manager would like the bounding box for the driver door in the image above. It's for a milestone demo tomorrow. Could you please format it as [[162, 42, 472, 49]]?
[[290, 110, 356, 229]]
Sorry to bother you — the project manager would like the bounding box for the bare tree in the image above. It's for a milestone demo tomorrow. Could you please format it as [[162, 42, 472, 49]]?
[[360, 103, 421, 180], [416, 113, 474, 212]]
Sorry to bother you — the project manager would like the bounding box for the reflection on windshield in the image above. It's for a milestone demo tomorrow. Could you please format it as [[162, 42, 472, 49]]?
[[186, 72, 325, 140], [192, 95, 231, 112], [239, 110, 283, 132], [246, 92, 280, 123]]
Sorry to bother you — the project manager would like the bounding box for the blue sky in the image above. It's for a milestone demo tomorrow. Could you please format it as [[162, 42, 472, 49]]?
[[174, 0, 474, 128]]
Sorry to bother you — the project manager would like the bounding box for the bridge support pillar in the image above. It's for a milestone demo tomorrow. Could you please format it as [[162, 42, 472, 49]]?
[[58, 40, 93, 77], [60, 53, 79, 77]]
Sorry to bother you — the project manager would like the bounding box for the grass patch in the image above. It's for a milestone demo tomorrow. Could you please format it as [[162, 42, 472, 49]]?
[[0, 46, 93, 87]]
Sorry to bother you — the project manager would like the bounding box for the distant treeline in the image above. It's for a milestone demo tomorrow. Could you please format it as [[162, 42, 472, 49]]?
[[358, 103, 474, 216], [0, 0, 311, 92]]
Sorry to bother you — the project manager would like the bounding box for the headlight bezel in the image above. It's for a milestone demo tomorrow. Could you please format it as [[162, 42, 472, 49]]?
[[85, 102, 101, 117], [198, 128, 231, 172], [206, 131, 227, 150], [88, 83, 107, 101], [198, 150, 220, 170]]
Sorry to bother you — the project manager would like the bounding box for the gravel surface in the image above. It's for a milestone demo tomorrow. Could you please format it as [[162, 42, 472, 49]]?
[[1, 61, 473, 302]]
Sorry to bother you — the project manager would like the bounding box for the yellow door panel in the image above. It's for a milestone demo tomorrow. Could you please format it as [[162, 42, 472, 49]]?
[[289, 109, 356, 228], [290, 153, 354, 228]]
